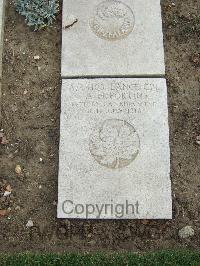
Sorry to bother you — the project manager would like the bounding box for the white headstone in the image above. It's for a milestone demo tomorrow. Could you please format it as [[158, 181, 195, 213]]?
[[57, 78, 172, 219], [0, 0, 5, 78], [61, 0, 165, 77]]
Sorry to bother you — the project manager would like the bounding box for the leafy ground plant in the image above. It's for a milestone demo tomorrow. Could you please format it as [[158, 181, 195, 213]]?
[[15, 0, 59, 30]]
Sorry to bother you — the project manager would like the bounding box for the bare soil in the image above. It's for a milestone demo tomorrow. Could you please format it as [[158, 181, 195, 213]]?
[[0, 0, 199, 253]]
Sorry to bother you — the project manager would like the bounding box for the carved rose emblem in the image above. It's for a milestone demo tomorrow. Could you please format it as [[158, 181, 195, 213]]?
[[89, 119, 140, 169]]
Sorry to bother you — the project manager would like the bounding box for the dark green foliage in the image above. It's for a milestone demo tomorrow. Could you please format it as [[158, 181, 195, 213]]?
[[15, 0, 59, 30]]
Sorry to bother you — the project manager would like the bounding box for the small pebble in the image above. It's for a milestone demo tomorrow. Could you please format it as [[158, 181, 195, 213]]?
[[15, 206, 21, 211], [53, 200, 57, 206], [196, 136, 200, 145], [3, 191, 11, 197], [15, 165, 22, 175], [5, 184, 12, 192], [179, 226, 194, 239], [88, 240, 96, 245], [34, 55, 40, 60], [0, 210, 7, 216], [26, 219, 34, 228]]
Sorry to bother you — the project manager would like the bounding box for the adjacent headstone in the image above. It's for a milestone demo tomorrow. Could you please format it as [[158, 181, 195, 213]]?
[[61, 0, 165, 77], [57, 78, 172, 219], [0, 0, 5, 78], [0, 0, 5, 125]]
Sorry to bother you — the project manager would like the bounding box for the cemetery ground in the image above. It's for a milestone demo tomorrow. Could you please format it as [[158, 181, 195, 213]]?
[[0, 0, 199, 254]]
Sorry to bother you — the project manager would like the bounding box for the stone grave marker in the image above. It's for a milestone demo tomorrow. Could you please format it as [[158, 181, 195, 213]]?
[[61, 0, 165, 77], [0, 0, 5, 78], [0, 0, 5, 125], [58, 0, 172, 219], [57, 78, 172, 219]]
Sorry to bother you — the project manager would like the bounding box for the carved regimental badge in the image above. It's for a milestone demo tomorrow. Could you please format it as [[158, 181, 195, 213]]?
[[90, 0, 135, 41], [89, 119, 140, 169]]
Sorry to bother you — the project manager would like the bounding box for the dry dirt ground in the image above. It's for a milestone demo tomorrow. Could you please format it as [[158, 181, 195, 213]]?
[[0, 0, 199, 253]]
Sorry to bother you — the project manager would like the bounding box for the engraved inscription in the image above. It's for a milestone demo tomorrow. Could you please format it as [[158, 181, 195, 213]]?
[[65, 81, 159, 117], [89, 119, 140, 169], [90, 0, 134, 41]]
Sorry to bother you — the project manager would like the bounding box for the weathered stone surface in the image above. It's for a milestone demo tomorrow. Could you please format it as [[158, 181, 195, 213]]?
[[0, 0, 5, 78], [57, 78, 172, 219], [61, 0, 165, 77]]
